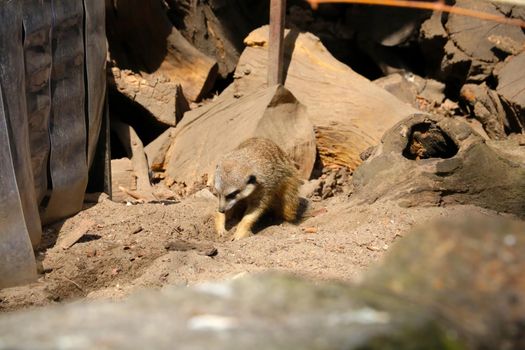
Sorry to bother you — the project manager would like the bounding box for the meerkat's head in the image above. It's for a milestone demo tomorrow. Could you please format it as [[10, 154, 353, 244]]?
[[214, 160, 257, 213]]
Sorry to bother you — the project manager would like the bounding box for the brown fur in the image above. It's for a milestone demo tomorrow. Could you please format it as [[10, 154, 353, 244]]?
[[214, 137, 302, 240]]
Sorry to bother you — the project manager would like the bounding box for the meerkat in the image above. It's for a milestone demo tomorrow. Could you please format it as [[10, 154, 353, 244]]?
[[213, 137, 302, 241]]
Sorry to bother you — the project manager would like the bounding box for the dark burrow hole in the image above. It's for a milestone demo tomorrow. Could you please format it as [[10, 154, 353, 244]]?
[[403, 122, 458, 160], [108, 88, 169, 159]]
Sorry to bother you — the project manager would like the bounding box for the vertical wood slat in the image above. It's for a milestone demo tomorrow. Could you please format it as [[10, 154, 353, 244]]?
[[22, 0, 53, 211], [42, 0, 88, 224], [0, 0, 43, 247], [0, 5, 37, 284], [0, 83, 37, 289]]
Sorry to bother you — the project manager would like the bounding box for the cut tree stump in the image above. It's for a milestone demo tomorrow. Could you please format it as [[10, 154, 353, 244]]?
[[443, 0, 525, 82], [419, 0, 525, 85], [106, 0, 217, 125], [163, 85, 316, 188], [228, 26, 419, 170]]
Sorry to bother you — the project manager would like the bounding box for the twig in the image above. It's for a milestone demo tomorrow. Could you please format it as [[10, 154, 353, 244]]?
[[306, 0, 525, 28], [63, 277, 83, 292]]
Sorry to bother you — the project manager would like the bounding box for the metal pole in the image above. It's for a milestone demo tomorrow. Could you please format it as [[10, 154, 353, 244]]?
[[268, 0, 286, 86]]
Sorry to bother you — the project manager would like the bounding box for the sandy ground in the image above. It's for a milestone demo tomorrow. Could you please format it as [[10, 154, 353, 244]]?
[[0, 175, 501, 313]]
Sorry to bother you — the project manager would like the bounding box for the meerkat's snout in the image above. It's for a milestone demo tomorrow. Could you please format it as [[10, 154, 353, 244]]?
[[218, 191, 238, 213], [217, 174, 257, 213]]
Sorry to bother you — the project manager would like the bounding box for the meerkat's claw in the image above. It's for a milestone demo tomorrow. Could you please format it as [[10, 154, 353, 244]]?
[[232, 229, 252, 241], [215, 211, 227, 237]]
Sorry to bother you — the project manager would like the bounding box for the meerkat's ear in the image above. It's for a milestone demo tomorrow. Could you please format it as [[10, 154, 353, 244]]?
[[247, 175, 257, 185]]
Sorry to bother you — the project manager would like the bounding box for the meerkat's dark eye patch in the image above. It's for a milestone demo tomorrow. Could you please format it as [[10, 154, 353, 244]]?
[[247, 175, 257, 185], [225, 190, 240, 200]]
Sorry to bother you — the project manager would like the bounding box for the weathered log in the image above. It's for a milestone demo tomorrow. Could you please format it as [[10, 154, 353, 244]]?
[[229, 26, 418, 170], [163, 85, 316, 188], [496, 51, 525, 133], [374, 73, 445, 109], [106, 0, 217, 122], [460, 83, 508, 139], [352, 113, 525, 217], [420, 0, 525, 86], [165, 0, 268, 78]]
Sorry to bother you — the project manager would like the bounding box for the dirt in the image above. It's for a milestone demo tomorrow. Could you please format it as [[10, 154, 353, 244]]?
[[0, 174, 501, 312]]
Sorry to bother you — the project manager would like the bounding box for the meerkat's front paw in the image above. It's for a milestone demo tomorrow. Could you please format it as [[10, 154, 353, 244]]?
[[215, 212, 227, 237], [232, 228, 253, 241]]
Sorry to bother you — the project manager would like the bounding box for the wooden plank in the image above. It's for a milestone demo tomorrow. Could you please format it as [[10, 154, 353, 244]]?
[[1, 0, 43, 246], [59, 218, 95, 250], [0, 79, 37, 288], [22, 0, 53, 208], [42, 0, 88, 225]]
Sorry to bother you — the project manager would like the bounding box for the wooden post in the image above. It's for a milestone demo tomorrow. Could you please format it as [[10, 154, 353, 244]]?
[[268, 0, 286, 86]]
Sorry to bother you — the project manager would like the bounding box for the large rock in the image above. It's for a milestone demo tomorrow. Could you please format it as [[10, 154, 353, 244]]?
[[352, 113, 525, 217], [0, 215, 524, 349], [229, 26, 418, 170], [163, 85, 316, 187], [362, 215, 525, 349]]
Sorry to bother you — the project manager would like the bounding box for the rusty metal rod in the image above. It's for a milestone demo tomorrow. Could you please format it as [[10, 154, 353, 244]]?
[[268, 0, 287, 86], [307, 0, 525, 28]]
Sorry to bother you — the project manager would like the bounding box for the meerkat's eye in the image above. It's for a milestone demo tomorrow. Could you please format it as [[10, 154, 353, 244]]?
[[247, 175, 256, 185], [225, 190, 240, 200]]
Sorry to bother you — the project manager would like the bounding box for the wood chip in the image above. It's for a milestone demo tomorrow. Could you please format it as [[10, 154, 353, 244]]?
[[308, 207, 328, 217], [59, 219, 95, 250], [165, 239, 218, 257], [130, 226, 143, 234], [366, 246, 381, 252], [302, 227, 318, 234]]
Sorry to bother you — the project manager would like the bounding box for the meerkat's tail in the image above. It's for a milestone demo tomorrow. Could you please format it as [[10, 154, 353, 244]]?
[[280, 175, 302, 223]]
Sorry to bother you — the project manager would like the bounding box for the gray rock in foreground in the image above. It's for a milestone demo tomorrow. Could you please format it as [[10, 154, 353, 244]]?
[[0, 215, 523, 349], [0, 275, 453, 350]]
